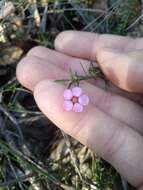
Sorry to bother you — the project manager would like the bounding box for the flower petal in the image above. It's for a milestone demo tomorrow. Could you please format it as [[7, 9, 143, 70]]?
[[79, 94, 89, 106], [64, 89, 73, 100], [72, 87, 82, 97], [63, 100, 73, 111], [73, 103, 83, 113]]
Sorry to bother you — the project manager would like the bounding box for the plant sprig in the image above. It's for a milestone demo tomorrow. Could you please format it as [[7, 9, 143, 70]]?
[[55, 62, 107, 87]]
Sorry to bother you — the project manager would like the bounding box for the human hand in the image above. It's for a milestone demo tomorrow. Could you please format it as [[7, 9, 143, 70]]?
[[16, 31, 143, 189]]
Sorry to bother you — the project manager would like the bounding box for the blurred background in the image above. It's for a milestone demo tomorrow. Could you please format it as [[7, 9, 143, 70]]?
[[0, 0, 142, 189]]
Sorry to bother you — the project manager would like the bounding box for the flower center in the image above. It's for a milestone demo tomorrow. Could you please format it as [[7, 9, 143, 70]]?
[[71, 96, 78, 104]]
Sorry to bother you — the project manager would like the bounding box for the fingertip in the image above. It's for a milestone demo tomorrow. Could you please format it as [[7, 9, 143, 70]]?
[[33, 79, 65, 106], [16, 56, 47, 90], [34, 79, 63, 112], [55, 31, 99, 59], [54, 30, 75, 51], [16, 56, 31, 89], [27, 46, 46, 57]]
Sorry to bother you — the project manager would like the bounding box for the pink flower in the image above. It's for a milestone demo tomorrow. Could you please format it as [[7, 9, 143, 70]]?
[[63, 87, 89, 112]]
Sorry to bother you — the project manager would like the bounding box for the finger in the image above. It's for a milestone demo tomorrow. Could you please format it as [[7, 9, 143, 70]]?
[[27, 46, 93, 75], [104, 82, 143, 106], [16, 55, 69, 90], [96, 48, 143, 93], [25, 47, 143, 104], [86, 82, 143, 135], [34, 79, 143, 188], [16, 55, 143, 134], [54, 31, 143, 60], [16, 55, 93, 91], [17, 49, 95, 90]]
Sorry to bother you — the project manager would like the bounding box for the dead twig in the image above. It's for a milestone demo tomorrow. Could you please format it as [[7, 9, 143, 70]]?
[[121, 176, 129, 190]]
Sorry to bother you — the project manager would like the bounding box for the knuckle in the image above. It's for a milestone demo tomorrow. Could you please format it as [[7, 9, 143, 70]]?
[[103, 124, 126, 161], [69, 108, 94, 140]]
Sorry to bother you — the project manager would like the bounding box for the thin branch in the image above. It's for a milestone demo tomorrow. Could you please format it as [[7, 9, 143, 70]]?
[[121, 176, 129, 190], [126, 14, 143, 30], [39, 3, 48, 32]]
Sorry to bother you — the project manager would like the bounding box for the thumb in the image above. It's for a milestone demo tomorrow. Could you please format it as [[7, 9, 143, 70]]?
[[96, 48, 143, 93]]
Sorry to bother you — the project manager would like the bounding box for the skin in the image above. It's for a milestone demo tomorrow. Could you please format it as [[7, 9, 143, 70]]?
[[16, 31, 143, 189]]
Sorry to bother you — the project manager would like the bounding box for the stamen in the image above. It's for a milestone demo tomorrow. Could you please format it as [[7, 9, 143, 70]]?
[[72, 96, 78, 104]]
